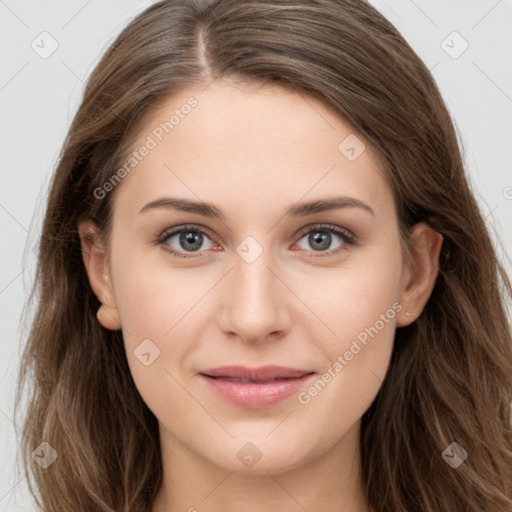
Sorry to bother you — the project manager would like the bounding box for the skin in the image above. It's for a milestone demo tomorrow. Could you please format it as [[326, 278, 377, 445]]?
[[79, 79, 443, 512]]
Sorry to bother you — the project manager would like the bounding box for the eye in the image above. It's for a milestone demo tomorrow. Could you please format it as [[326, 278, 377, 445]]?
[[154, 223, 357, 259], [155, 225, 217, 258], [292, 223, 356, 258]]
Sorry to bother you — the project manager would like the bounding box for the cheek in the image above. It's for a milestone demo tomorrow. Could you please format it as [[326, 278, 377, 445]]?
[[110, 251, 206, 394], [112, 246, 193, 340], [113, 266, 193, 422], [116, 276, 172, 340], [303, 245, 402, 348], [296, 242, 402, 407]]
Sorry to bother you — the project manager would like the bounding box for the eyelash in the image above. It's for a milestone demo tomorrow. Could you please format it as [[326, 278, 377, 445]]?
[[153, 223, 357, 259]]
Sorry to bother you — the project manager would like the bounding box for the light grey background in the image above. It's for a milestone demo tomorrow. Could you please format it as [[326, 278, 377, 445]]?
[[1, 1, 511, 510]]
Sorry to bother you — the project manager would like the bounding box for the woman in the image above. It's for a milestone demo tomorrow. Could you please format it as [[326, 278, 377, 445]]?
[[15, 0, 512, 511]]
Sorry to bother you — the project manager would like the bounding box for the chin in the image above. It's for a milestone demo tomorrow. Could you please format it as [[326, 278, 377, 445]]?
[[201, 433, 316, 475]]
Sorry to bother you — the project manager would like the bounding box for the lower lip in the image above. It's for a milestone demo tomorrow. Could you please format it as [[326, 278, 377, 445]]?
[[199, 373, 316, 409]]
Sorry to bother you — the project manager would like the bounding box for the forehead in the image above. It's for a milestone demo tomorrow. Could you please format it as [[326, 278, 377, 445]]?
[[111, 80, 393, 223]]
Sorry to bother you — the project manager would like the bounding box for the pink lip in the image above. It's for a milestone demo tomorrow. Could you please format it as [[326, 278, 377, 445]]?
[[198, 365, 316, 409]]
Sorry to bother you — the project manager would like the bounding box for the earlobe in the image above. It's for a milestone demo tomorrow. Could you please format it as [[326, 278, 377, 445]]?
[[96, 304, 122, 331], [396, 222, 443, 327], [78, 220, 122, 331]]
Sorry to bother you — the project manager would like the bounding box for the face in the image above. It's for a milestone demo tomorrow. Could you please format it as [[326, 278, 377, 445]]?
[[83, 79, 425, 475]]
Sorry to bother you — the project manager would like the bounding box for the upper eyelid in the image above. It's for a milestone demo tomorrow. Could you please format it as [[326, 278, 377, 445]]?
[[159, 223, 216, 241], [296, 223, 354, 238]]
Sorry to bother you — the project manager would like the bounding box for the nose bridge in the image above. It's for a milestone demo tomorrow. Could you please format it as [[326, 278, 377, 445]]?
[[217, 240, 291, 341]]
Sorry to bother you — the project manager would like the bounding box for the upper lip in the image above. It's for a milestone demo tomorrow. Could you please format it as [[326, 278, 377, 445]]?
[[199, 365, 315, 381]]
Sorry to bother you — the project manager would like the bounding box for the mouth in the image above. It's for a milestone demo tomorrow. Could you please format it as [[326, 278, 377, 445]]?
[[198, 365, 316, 408], [199, 365, 314, 381], [205, 376, 302, 383]]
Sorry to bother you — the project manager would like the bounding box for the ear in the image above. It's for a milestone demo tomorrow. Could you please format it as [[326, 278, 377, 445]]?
[[396, 222, 443, 327], [78, 219, 121, 330]]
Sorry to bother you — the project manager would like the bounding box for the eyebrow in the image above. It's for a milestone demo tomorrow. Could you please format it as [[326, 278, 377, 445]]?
[[138, 195, 375, 220]]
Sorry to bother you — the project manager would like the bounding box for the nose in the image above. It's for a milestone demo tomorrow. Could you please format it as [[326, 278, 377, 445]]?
[[216, 249, 292, 344]]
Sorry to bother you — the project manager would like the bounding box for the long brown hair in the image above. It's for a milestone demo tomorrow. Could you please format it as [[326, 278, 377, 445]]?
[[15, 0, 512, 510]]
